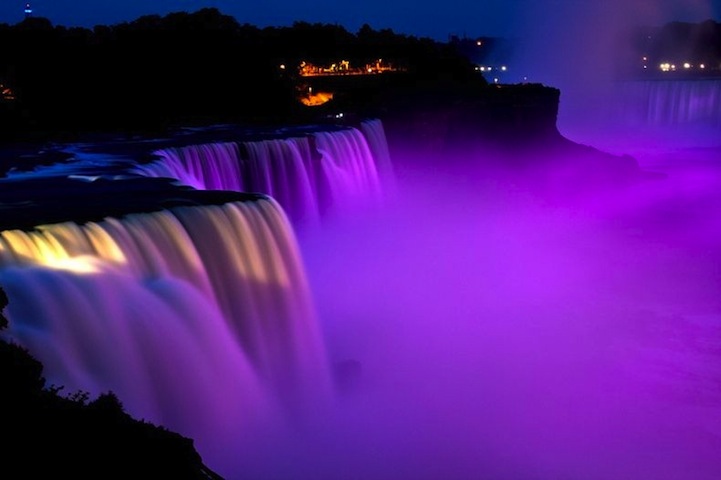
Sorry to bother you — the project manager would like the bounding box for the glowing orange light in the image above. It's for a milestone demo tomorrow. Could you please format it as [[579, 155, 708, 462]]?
[[299, 91, 334, 106]]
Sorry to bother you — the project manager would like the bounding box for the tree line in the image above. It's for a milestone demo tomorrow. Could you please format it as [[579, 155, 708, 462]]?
[[0, 8, 477, 140]]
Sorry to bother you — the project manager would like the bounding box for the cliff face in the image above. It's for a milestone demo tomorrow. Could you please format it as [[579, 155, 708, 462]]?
[[378, 83, 562, 156], [364, 81, 640, 194]]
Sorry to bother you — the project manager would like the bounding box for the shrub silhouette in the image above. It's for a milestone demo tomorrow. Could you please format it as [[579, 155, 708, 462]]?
[[0, 287, 222, 479]]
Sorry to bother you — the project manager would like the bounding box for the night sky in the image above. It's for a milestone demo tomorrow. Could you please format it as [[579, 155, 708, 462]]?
[[1, 0, 720, 40]]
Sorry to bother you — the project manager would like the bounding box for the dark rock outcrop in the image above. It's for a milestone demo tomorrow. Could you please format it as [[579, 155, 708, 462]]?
[[0, 290, 222, 479]]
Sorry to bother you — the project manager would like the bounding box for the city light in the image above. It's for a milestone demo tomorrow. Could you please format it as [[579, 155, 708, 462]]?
[[298, 59, 403, 77], [657, 60, 710, 73]]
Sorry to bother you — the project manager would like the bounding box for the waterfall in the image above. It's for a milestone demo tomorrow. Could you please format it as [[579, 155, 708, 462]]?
[[132, 123, 389, 222], [314, 126, 383, 212], [360, 119, 394, 182], [0, 196, 332, 440], [619, 79, 721, 127], [0, 119, 394, 473]]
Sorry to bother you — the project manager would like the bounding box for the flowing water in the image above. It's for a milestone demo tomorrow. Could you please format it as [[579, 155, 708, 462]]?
[[133, 122, 386, 224], [1, 117, 720, 479], [283, 142, 721, 480]]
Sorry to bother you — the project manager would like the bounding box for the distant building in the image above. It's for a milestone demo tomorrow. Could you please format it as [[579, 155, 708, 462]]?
[[24, 3, 32, 19]]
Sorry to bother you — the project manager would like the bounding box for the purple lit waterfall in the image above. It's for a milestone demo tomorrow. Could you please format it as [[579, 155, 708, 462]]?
[[360, 119, 394, 181], [133, 122, 390, 223], [0, 119, 397, 476], [619, 79, 721, 127], [0, 197, 332, 447], [314, 126, 383, 212]]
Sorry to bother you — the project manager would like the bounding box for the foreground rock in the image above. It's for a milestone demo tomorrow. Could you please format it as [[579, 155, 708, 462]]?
[[0, 290, 222, 479]]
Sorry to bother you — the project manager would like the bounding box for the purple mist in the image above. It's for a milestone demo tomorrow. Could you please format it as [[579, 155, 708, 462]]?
[[1, 2, 720, 479], [244, 137, 719, 480]]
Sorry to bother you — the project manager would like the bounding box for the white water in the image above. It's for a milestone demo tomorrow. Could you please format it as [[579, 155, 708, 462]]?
[[133, 123, 389, 224], [1, 113, 721, 480], [618, 79, 721, 127], [0, 198, 332, 465]]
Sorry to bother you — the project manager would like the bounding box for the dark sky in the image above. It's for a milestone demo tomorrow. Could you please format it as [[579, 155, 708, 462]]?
[[2, 0, 720, 40]]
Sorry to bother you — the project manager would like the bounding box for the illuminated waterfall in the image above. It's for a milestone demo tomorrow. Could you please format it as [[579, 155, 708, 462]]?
[[360, 119, 394, 181], [619, 79, 721, 126], [314, 126, 383, 211], [0, 197, 331, 439], [132, 123, 389, 222], [0, 120, 394, 472]]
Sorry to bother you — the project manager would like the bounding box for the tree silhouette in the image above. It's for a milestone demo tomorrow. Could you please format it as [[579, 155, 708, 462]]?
[[0, 8, 481, 140]]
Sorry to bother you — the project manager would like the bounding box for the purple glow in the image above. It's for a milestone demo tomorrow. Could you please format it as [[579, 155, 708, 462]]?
[[270, 142, 721, 480], [135, 122, 387, 223], [1, 0, 721, 474], [2, 116, 721, 478], [619, 80, 721, 126], [1, 107, 720, 478], [1, 199, 332, 457], [511, 1, 721, 152]]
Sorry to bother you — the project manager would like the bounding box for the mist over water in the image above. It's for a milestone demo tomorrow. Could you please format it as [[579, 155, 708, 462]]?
[[514, 0, 721, 151], [3, 3, 720, 475], [205, 138, 721, 479], [190, 5, 721, 461]]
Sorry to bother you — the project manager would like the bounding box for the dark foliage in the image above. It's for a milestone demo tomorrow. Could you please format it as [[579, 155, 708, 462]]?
[[0, 8, 479, 141], [0, 289, 222, 479]]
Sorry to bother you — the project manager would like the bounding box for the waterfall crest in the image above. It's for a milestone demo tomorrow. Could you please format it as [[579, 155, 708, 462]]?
[[132, 123, 390, 222], [619, 79, 721, 127]]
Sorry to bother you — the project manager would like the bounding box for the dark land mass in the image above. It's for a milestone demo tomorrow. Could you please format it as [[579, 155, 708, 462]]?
[[0, 289, 222, 479], [0, 8, 479, 141], [0, 7, 642, 191], [0, 176, 268, 231]]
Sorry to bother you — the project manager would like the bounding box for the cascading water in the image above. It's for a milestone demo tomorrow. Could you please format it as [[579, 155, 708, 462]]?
[[0, 196, 332, 448], [313, 126, 383, 212], [132, 123, 389, 223], [359, 119, 394, 181], [0, 119, 394, 476], [618, 79, 721, 127], [133, 139, 320, 223]]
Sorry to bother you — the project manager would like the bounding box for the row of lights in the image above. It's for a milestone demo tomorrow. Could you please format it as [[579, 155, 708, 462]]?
[[475, 65, 508, 73], [643, 56, 709, 72], [658, 62, 706, 72]]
